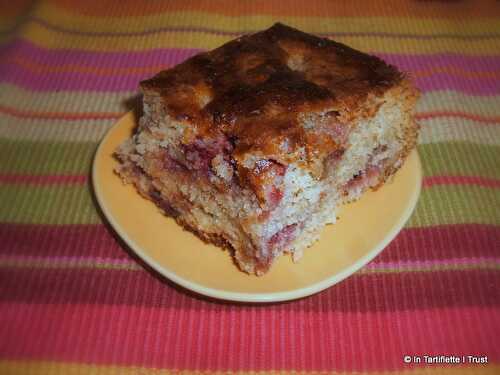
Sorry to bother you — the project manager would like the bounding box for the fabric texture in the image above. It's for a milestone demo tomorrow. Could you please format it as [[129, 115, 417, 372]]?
[[0, 1, 499, 373]]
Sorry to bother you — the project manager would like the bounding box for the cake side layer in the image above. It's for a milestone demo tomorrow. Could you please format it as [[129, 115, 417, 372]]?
[[115, 78, 419, 275]]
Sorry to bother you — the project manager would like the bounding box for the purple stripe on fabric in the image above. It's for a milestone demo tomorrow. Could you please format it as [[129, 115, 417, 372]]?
[[0, 65, 147, 91], [2, 63, 498, 94], [378, 53, 500, 71], [2, 40, 500, 71], [0, 40, 200, 68]]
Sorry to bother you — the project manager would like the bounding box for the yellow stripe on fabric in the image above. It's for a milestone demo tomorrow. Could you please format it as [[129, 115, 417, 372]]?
[[32, 3, 500, 37], [0, 256, 142, 271], [41, 0, 500, 18], [0, 360, 499, 375], [20, 22, 500, 54], [416, 91, 500, 118], [419, 119, 500, 147], [358, 262, 500, 275], [0, 84, 135, 114]]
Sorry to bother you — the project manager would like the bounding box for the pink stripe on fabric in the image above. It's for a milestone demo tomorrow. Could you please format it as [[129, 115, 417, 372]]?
[[1, 223, 499, 265], [3, 40, 500, 71], [1, 267, 498, 310], [1, 40, 500, 94], [375, 224, 500, 262], [0, 303, 498, 371], [0, 224, 125, 259], [0, 40, 199, 68], [0, 66, 148, 91], [2, 63, 499, 94]]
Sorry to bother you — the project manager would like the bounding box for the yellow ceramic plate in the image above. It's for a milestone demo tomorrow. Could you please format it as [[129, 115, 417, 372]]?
[[93, 112, 422, 303]]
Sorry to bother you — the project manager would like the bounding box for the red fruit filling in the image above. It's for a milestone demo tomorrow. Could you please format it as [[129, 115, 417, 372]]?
[[268, 223, 298, 251]]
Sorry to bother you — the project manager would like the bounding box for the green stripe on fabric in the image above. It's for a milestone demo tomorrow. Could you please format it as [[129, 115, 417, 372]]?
[[1, 139, 499, 179], [0, 139, 97, 175], [418, 142, 500, 180], [0, 118, 111, 142], [1, 184, 497, 226], [408, 185, 500, 227], [0, 185, 101, 224]]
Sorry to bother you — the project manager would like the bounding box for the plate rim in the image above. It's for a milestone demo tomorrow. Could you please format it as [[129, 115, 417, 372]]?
[[92, 112, 422, 303]]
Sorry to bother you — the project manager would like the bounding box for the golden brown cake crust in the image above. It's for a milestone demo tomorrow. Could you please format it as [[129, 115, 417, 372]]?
[[140, 23, 405, 185]]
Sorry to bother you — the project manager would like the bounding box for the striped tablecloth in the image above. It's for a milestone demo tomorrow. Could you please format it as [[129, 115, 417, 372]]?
[[1, 1, 499, 374]]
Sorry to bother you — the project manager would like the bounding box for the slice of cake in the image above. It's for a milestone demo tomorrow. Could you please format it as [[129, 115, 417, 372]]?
[[115, 23, 419, 275]]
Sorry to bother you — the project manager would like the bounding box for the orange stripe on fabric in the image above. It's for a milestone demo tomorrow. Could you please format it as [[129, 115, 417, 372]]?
[[51, 0, 500, 18], [0, 0, 32, 18]]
